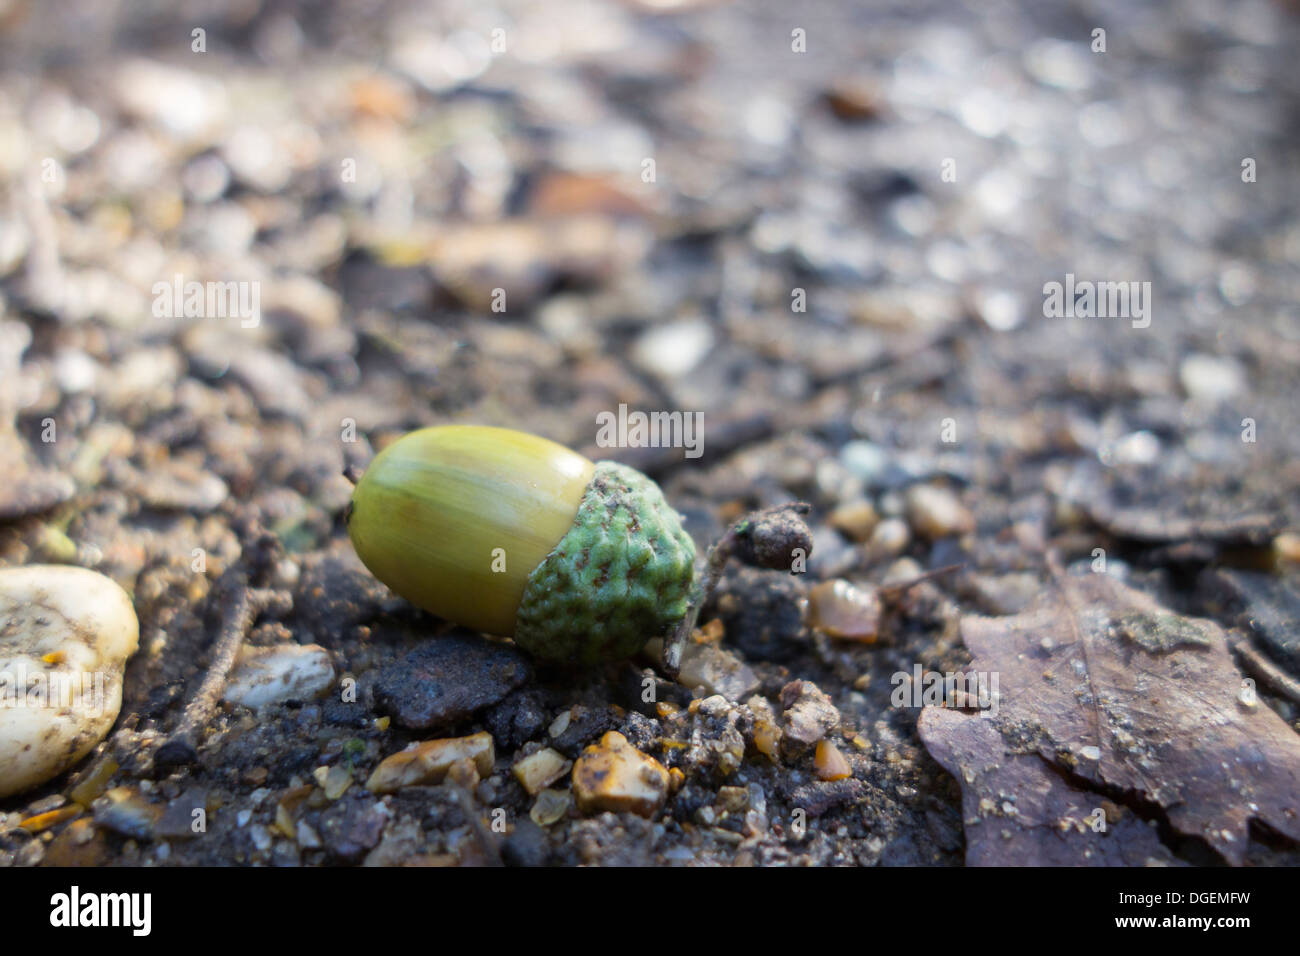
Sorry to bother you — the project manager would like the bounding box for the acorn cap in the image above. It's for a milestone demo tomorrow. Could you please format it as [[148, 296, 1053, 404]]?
[[347, 426, 697, 664], [515, 461, 696, 666]]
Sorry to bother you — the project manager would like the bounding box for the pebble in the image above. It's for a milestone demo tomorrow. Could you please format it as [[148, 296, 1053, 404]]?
[[313, 764, 353, 801], [673, 641, 760, 701], [814, 740, 853, 781], [1179, 354, 1245, 403], [501, 818, 551, 868], [530, 788, 571, 827], [92, 787, 160, 841], [840, 441, 891, 486], [746, 695, 782, 762], [1275, 533, 1300, 566], [372, 633, 530, 730], [318, 795, 389, 865], [779, 680, 841, 758], [823, 78, 883, 122], [806, 579, 881, 642], [904, 484, 975, 539], [155, 789, 208, 840], [631, 318, 714, 379], [828, 499, 880, 542], [512, 748, 572, 796], [222, 643, 335, 710], [365, 732, 495, 793], [0, 566, 139, 799], [572, 731, 670, 818]]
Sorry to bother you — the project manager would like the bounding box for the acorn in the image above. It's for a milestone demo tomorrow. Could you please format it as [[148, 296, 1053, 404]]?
[[346, 425, 697, 667]]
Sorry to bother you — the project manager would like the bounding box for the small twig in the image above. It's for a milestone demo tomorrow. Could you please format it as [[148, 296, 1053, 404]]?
[[662, 502, 812, 677], [878, 563, 966, 601], [155, 584, 291, 769], [1228, 632, 1300, 707]]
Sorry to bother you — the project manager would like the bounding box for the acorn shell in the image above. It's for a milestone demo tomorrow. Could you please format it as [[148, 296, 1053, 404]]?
[[347, 425, 595, 636]]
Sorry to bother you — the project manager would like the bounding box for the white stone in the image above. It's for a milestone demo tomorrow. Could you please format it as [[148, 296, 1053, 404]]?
[[0, 565, 139, 798], [631, 319, 714, 378], [1179, 354, 1244, 404], [222, 643, 334, 710]]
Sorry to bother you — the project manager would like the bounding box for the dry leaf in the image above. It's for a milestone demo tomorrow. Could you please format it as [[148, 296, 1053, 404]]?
[[919, 571, 1300, 865], [920, 707, 1178, 865]]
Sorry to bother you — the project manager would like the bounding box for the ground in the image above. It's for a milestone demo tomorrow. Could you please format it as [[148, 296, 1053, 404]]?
[[0, 0, 1297, 866]]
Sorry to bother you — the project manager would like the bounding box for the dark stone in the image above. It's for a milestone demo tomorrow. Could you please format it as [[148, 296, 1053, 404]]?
[[291, 555, 397, 648], [713, 566, 808, 664], [669, 782, 713, 823], [156, 788, 209, 840], [270, 745, 321, 785], [501, 819, 551, 867], [322, 699, 372, 728], [153, 738, 198, 771], [485, 689, 550, 751], [373, 633, 532, 731], [738, 502, 814, 571], [141, 680, 186, 719], [318, 795, 387, 865], [549, 705, 617, 758], [785, 779, 868, 818], [619, 710, 661, 752]]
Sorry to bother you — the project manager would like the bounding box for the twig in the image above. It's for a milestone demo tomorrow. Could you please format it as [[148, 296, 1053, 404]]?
[[154, 584, 291, 769], [1228, 632, 1300, 707], [878, 564, 965, 601]]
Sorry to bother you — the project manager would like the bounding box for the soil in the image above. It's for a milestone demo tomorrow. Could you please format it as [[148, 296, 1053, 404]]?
[[1, 0, 1297, 867]]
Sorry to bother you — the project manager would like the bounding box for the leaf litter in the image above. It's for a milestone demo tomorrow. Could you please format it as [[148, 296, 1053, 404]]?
[[919, 569, 1300, 865]]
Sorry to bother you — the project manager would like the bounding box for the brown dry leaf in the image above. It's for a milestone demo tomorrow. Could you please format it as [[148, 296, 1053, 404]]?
[[919, 571, 1300, 865], [919, 707, 1178, 865]]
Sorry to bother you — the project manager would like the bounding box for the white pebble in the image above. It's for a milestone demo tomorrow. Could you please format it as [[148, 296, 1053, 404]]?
[[0, 566, 139, 798], [222, 643, 335, 710], [632, 319, 714, 379]]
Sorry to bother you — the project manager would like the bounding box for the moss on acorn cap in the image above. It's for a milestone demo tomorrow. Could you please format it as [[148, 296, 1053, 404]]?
[[347, 425, 696, 665]]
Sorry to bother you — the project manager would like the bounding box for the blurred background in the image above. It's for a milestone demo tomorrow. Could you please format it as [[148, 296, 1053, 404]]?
[[0, 0, 1298, 865]]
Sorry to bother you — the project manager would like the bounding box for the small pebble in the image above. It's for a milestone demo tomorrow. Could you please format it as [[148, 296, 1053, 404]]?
[[807, 579, 881, 642], [814, 740, 852, 781], [0, 566, 139, 799], [530, 788, 571, 827], [512, 748, 572, 796], [779, 680, 841, 758], [92, 787, 160, 841], [867, 517, 911, 560], [631, 318, 714, 379], [1179, 354, 1244, 403], [572, 731, 669, 818], [674, 641, 760, 701], [904, 484, 974, 539], [222, 643, 335, 709], [365, 732, 494, 793], [828, 499, 879, 542]]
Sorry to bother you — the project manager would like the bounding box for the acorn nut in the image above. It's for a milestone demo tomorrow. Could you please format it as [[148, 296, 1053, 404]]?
[[347, 425, 697, 667]]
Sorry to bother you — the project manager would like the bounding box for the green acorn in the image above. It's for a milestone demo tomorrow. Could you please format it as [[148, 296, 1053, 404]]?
[[346, 425, 697, 667]]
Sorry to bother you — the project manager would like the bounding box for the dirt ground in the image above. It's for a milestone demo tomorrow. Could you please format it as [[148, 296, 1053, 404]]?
[[1, 0, 1298, 866]]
